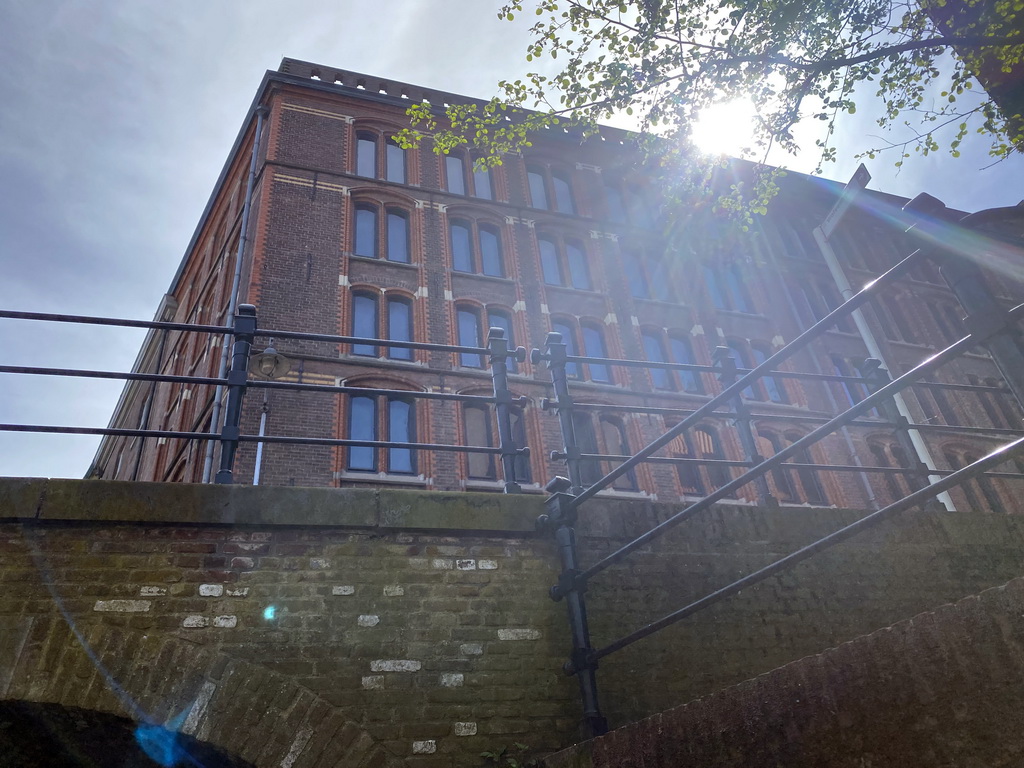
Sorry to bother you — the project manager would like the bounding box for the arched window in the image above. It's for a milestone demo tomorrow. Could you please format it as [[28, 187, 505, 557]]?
[[450, 219, 504, 276], [347, 391, 417, 474], [783, 430, 827, 505], [527, 164, 548, 209], [487, 308, 517, 374], [538, 235, 591, 290], [694, 425, 733, 495], [355, 132, 377, 178], [669, 333, 703, 394], [726, 340, 758, 400], [446, 154, 467, 195], [641, 330, 672, 391], [751, 342, 787, 404], [387, 209, 409, 263], [463, 403, 531, 483], [868, 439, 909, 504], [796, 279, 854, 333], [580, 322, 611, 383], [456, 305, 484, 368], [385, 138, 406, 184], [571, 412, 637, 490], [472, 160, 494, 200], [876, 291, 917, 344], [527, 164, 576, 214], [552, 317, 610, 382], [353, 204, 412, 263], [351, 292, 414, 360], [758, 430, 797, 502], [604, 180, 626, 223], [353, 205, 377, 258], [947, 450, 1006, 514], [704, 263, 753, 313], [831, 355, 873, 414], [623, 249, 671, 302]]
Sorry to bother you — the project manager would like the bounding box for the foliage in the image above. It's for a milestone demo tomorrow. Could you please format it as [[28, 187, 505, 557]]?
[[479, 742, 544, 768], [398, 0, 1023, 178]]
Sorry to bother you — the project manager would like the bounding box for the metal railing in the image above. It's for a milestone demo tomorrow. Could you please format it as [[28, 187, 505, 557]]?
[[533, 201, 1024, 737], [0, 304, 530, 492]]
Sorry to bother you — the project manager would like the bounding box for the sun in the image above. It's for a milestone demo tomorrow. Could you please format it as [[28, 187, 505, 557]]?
[[690, 99, 758, 157]]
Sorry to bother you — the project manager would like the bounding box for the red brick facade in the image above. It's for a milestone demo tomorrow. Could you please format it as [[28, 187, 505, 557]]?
[[90, 59, 1024, 514]]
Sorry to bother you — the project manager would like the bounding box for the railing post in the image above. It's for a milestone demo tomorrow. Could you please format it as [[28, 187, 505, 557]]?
[[214, 304, 256, 484], [537, 332, 586, 494], [713, 346, 775, 507], [538, 482, 608, 739], [488, 326, 526, 493]]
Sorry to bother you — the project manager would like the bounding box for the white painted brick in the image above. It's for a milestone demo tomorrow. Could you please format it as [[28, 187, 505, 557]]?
[[412, 740, 436, 755], [332, 585, 355, 596], [431, 558, 453, 570], [498, 628, 541, 641], [478, 560, 498, 570], [139, 586, 166, 597], [371, 660, 421, 673], [280, 728, 313, 768], [309, 558, 330, 569], [383, 585, 405, 597], [213, 615, 237, 628], [440, 673, 464, 687], [460, 643, 483, 656], [182, 616, 209, 628], [199, 584, 224, 597], [362, 675, 385, 689], [180, 681, 216, 736], [226, 587, 249, 598], [358, 615, 380, 627], [456, 559, 476, 571], [93, 600, 152, 613], [453, 722, 477, 736]]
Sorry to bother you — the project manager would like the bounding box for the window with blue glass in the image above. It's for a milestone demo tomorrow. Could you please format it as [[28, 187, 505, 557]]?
[[450, 220, 503, 277], [487, 309, 517, 373], [539, 235, 590, 290], [446, 154, 467, 195], [387, 210, 409, 263], [581, 322, 611, 383], [387, 297, 413, 360], [386, 138, 406, 183], [641, 330, 672, 390], [750, 342, 787, 403], [669, 333, 703, 393], [351, 292, 378, 356], [457, 306, 484, 368], [705, 262, 754, 313], [354, 206, 377, 258], [356, 132, 376, 178], [346, 392, 416, 474], [527, 165, 548, 209], [551, 319, 580, 379]]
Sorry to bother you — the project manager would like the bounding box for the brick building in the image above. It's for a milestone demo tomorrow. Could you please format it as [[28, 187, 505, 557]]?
[[89, 58, 1024, 513]]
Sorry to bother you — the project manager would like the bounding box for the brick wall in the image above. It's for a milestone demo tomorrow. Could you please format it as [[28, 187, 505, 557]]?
[[4, 479, 1024, 765]]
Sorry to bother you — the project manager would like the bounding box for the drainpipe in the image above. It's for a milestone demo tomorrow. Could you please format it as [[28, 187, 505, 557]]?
[[202, 104, 269, 483], [814, 165, 956, 511]]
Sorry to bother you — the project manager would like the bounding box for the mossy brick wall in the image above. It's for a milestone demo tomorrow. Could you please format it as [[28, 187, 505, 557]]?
[[546, 577, 1024, 768], [2, 478, 1024, 766]]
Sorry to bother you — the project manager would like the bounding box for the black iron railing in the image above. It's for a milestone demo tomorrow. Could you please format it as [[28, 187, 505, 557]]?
[[533, 201, 1024, 737], [0, 305, 530, 492]]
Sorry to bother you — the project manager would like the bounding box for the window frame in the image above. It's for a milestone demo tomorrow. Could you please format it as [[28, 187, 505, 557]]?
[[449, 218, 505, 277], [349, 290, 416, 361], [351, 201, 414, 263], [345, 390, 418, 475], [538, 233, 592, 290]]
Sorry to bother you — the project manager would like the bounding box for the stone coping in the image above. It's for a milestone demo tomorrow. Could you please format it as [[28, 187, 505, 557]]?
[[0, 478, 541, 533]]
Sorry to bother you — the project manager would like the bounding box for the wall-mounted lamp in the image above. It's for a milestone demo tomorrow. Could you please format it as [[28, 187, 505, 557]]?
[[249, 345, 292, 380]]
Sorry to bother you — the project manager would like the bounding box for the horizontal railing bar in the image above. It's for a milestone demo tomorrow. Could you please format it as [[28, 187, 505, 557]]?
[[910, 422, 1024, 438], [572, 453, 931, 475], [257, 327, 490, 355], [575, 304, 1019, 583], [0, 309, 230, 335], [0, 365, 228, 387], [564, 249, 931, 512], [913, 380, 1013, 393], [248, 379, 500, 404], [0, 366, 501, 405], [566, 401, 893, 428], [564, 354, 867, 384], [0, 424, 505, 455], [586, 435, 1024, 665], [0, 310, 494, 356]]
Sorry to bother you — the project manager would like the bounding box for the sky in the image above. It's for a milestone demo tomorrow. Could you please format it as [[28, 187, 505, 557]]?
[[1, 0, 1022, 479]]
